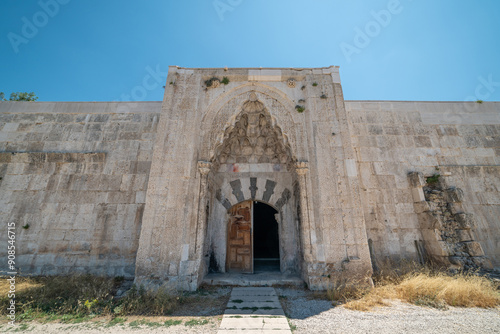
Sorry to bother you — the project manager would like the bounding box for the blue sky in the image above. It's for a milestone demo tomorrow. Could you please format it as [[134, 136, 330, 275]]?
[[1, 0, 499, 102]]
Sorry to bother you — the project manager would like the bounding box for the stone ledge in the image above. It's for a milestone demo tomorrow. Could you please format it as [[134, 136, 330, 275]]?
[[0, 152, 106, 164]]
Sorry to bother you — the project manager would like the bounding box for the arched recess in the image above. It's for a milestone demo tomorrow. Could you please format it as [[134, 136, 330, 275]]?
[[212, 92, 295, 170], [198, 83, 306, 162], [201, 90, 303, 279]]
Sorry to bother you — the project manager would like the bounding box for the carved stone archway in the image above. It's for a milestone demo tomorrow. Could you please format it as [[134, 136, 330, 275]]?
[[199, 83, 307, 162], [202, 92, 304, 278], [212, 92, 295, 170]]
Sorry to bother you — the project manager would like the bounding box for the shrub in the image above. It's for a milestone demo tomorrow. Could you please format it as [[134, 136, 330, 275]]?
[[295, 105, 305, 113], [426, 174, 440, 185]]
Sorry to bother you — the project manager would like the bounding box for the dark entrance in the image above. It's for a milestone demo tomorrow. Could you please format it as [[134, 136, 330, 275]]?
[[253, 201, 280, 272]]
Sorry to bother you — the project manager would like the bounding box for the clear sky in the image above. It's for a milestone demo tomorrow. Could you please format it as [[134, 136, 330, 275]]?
[[1, 0, 499, 102]]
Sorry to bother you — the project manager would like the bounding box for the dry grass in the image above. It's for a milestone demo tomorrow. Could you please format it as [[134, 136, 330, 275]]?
[[0, 275, 117, 320], [327, 261, 500, 311], [397, 273, 499, 308], [118, 285, 183, 316], [0, 276, 42, 296], [0, 275, 227, 322]]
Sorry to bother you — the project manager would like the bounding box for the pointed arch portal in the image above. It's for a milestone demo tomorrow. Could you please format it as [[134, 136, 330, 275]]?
[[134, 67, 375, 292], [204, 91, 302, 277]]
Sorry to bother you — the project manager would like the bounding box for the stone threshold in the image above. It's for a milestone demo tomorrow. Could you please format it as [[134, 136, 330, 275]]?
[[202, 272, 304, 287]]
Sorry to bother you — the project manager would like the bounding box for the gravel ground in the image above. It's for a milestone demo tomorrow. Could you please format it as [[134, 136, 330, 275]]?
[[1, 287, 499, 333], [276, 287, 500, 334]]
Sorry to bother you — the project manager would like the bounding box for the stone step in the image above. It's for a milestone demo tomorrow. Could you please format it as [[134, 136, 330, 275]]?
[[217, 287, 292, 333], [229, 295, 280, 302], [203, 272, 304, 288]]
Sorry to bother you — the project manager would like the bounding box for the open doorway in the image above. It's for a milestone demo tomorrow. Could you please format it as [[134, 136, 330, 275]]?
[[253, 201, 280, 272]]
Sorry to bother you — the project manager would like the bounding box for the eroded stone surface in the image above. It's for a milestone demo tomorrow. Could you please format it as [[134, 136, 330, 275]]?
[[0, 67, 499, 291]]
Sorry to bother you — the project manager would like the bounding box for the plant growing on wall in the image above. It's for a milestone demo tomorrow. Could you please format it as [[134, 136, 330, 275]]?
[[295, 105, 305, 113], [221, 77, 230, 85], [426, 174, 440, 185]]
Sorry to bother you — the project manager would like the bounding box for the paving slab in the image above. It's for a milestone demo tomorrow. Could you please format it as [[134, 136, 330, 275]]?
[[220, 317, 289, 329], [217, 287, 292, 333], [226, 301, 282, 308], [229, 295, 280, 302], [218, 330, 292, 334], [224, 308, 286, 316], [231, 288, 277, 297]]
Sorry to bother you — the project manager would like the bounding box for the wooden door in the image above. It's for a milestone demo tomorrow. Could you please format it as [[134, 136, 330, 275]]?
[[227, 200, 253, 273]]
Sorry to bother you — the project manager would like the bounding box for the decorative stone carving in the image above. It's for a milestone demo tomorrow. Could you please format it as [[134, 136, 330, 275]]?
[[287, 79, 296, 88], [201, 84, 303, 162], [197, 161, 212, 175], [213, 94, 294, 165], [295, 161, 309, 175]]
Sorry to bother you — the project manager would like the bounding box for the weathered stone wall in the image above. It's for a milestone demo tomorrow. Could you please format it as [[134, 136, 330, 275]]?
[[346, 101, 500, 269], [2, 68, 498, 290], [0, 102, 161, 277], [135, 67, 374, 291]]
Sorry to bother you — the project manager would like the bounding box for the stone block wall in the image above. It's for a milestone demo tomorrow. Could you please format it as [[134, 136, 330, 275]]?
[[0, 101, 161, 277], [346, 101, 500, 269], [1, 71, 498, 289]]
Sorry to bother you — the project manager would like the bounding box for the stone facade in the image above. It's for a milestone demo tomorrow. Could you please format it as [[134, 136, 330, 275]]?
[[0, 102, 161, 277], [0, 67, 499, 291]]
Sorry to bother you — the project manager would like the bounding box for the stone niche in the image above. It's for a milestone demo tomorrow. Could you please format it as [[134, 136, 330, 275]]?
[[215, 93, 292, 166], [202, 92, 302, 279]]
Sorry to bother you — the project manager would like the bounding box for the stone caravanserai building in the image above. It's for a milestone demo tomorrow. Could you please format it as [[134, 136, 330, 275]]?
[[1, 67, 499, 290]]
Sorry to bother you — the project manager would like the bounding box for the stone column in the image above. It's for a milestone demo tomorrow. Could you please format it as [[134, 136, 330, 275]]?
[[295, 161, 313, 263], [195, 161, 212, 261]]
